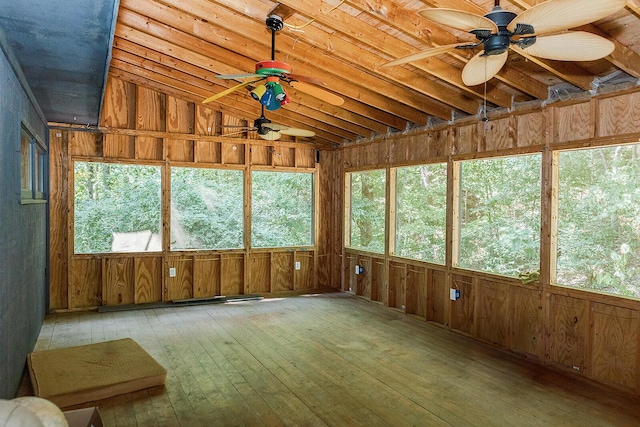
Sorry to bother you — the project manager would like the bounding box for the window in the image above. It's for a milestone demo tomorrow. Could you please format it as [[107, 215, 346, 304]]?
[[394, 163, 447, 263], [74, 162, 162, 254], [20, 124, 46, 202], [251, 171, 314, 247], [556, 144, 640, 298], [457, 155, 541, 277], [171, 167, 244, 250], [346, 169, 386, 254]]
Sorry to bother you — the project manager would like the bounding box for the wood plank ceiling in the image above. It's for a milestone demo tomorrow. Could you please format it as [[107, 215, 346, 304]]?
[[109, 0, 640, 146]]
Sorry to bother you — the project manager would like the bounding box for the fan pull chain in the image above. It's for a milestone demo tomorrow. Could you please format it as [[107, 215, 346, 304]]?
[[483, 57, 488, 123]]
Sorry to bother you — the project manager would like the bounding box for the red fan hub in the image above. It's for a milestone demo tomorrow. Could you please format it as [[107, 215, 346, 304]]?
[[255, 60, 291, 76]]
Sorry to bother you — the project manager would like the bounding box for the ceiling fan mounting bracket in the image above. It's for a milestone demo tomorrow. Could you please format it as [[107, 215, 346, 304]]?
[[266, 15, 284, 33]]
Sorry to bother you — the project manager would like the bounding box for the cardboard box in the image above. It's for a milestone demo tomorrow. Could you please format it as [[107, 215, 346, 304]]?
[[63, 407, 103, 427]]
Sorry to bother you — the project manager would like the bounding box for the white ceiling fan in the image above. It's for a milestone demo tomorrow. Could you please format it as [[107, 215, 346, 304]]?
[[382, 0, 625, 86]]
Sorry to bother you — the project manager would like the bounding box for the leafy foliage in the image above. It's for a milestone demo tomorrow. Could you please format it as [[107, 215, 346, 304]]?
[[349, 170, 386, 253], [458, 155, 541, 277], [558, 145, 640, 297], [251, 171, 313, 247], [395, 164, 447, 263], [171, 167, 244, 249], [74, 162, 161, 253]]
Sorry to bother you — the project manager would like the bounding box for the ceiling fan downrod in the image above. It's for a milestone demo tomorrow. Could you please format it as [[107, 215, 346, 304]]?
[[266, 15, 284, 61]]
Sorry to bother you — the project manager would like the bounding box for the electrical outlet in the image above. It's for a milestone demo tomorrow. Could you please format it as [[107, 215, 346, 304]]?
[[295, 261, 301, 270], [169, 267, 176, 277]]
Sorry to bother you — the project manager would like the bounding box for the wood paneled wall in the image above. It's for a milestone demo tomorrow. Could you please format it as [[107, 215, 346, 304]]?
[[340, 87, 640, 397], [49, 76, 337, 312]]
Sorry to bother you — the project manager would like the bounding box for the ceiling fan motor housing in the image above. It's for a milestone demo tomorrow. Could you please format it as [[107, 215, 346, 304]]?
[[483, 7, 518, 55], [254, 116, 271, 135]]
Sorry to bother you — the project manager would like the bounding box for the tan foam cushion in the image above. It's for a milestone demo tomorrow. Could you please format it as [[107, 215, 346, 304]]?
[[28, 338, 166, 408]]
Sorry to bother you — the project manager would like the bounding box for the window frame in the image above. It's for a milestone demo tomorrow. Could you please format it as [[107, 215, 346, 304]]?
[[250, 169, 316, 249], [169, 165, 245, 251], [20, 122, 47, 204], [552, 143, 640, 299], [390, 162, 448, 264], [344, 168, 387, 254], [72, 160, 163, 255], [453, 153, 542, 278]]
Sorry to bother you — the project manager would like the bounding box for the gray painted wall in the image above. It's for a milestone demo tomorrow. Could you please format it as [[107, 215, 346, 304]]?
[[0, 31, 48, 398]]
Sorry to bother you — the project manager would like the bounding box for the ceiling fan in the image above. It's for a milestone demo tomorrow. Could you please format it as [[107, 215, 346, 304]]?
[[203, 15, 344, 108], [222, 106, 316, 141], [382, 0, 625, 86]]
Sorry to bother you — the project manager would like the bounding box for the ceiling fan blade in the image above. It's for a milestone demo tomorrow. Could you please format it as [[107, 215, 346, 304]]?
[[382, 43, 473, 68], [259, 130, 282, 141], [289, 81, 344, 106], [202, 77, 264, 104], [461, 51, 508, 86], [507, 0, 625, 35], [288, 74, 326, 86], [521, 31, 614, 61], [215, 73, 262, 80], [262, 122, 288, 131], [222, 129, 251, 137], [418, 8, 498, 32], [281, 128, 316, 138]]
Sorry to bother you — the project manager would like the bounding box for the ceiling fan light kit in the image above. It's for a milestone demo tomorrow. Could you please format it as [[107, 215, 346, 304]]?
[[203, 15, 344, 112], [383, 0, 625, 87]]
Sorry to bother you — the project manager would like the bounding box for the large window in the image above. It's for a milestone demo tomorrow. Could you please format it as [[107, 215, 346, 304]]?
[[251, 171, 314, 247], [74, 162, 162, 254], [394, 163, 447, 263], [20, 124, 46, 202], [171, 167, 244, 250], [557, 144, 640, 298], [457, 155, 541, 277], [347, 169, 386, 253]]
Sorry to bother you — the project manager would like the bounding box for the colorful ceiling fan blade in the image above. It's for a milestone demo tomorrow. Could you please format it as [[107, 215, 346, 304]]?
[[289, 81, 345, 106], [418, 8, 498, 32], [382, 42, 475, 68], [288, 74, 326, 86], [202, 77, 264, 104], [507, 0, 625, 36], [215, 73, 262, 80], [461, 51, 508, 86], [519, 31, 614, 61]]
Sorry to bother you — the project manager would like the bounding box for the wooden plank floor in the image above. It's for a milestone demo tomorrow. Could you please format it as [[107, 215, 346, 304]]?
[[32, 292, 640, 426]]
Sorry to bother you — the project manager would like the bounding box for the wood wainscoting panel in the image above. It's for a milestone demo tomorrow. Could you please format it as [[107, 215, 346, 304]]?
[[134, 256, 162, 304], [590, 303, 638, 390]]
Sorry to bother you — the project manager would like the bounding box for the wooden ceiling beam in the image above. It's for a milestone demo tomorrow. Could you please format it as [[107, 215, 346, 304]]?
[[110, 41, 372, 139], [268, 3, 296, 21], [120, 0, 437, 126], [115, 9, 414, 133], [111, 37, 389, 136], [208, 0, 479, 113], [510, 47, 594, 90], [346, 0, 548, 100], [269, 0, 515, 108], [109, 52, 362, 141], [108, 64, 346, 145]]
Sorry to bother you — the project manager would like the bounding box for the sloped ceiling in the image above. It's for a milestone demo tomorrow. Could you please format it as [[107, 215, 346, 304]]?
[[3, 1, 640, 145], [0, 0, 118, 125]]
